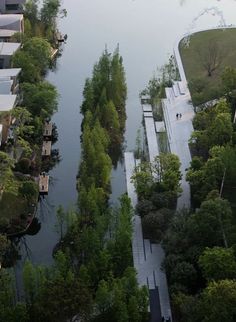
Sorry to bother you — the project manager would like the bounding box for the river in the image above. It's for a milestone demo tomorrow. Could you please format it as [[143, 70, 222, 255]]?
[[18, 0, 236, 266]]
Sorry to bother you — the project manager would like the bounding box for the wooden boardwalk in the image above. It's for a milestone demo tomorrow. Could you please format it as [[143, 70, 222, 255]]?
[[43, 122, 52, 138], [39, 174, 49, 194], [42, 141, 51, 157]]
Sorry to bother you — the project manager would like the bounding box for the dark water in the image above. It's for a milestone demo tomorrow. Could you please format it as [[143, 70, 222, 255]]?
[[18, 0, 236, 266]]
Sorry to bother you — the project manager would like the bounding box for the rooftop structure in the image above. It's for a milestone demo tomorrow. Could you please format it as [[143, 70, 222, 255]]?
[[0, 42, 21, 68], [0, 14, 24, 32], [0, 79, 13, 94], [0, 94, 16, 111], [0, 68, 21, 78]]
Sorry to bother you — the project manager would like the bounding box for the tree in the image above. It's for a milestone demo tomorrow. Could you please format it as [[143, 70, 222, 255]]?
[[21, 81, 58, 118], [153, 153, 182, 193], [12, 50, 40, 83], [199, 247, 236, 281], [41, 0, 61, 28], [197, 39, 224, 77], [198, 280, 236, 322], [23, 37, 51, 74]]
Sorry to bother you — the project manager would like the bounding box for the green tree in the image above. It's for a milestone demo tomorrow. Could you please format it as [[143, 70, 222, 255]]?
[[21, 81, 58, 118], [199, 247, 236, 281], [198, 280, 236, 322], [23, 37, 51, 74], [12, 50, 40, 83]]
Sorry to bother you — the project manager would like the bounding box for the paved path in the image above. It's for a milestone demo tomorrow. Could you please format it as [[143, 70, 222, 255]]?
[[162, 84, 194, 209]]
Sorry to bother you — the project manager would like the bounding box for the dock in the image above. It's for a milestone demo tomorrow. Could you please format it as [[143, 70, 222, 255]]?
[[39, 173, 49, 195], [43, 122, 52, 138], [42, 141, 51, 157]]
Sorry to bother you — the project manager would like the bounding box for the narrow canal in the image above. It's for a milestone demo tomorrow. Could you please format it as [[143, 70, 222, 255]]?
[[19, 0, 236, 266]]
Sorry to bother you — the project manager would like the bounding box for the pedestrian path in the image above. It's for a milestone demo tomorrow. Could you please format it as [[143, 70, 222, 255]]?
[[162, 82, 194, 209]]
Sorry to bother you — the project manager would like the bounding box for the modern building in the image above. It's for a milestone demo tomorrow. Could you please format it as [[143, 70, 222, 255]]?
[[0, 0, 25, 14], [0, 42, 20, 68], [0, 68, 21, 93], [0, 93, 17, 144]]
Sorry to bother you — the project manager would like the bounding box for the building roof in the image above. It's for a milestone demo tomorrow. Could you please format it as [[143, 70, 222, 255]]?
[[0, 124, 2, 133], [0, 14, 23, 31], [0, 94, 17, 111], [0, 42, 20, 56], [0, 68, 21, 78], [0, 29, 16, 37], [0, 80, 13, 94]]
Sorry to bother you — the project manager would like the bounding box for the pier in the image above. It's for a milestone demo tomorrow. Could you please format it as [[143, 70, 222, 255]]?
[[39, 173, 49, 195], [42, 141, 52, 157]]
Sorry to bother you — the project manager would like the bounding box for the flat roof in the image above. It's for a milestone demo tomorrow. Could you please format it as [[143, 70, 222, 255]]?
[[0, 80, 13, 94], [0, 68, 21, 78], [0, 94, 16, 111], [0, 14, 23, 28], [0, 42, 20, 56], [0, 124, 2, 133]]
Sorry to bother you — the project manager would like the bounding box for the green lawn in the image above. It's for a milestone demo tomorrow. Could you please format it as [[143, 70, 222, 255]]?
[[179, 28, 236, 105]]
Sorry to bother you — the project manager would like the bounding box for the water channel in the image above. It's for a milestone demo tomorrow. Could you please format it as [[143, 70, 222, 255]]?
[[18, 0, 236, 267]]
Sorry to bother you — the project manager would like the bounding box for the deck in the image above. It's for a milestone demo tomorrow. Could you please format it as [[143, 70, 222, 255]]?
[[39, 174, 49, 194], [43, 122, 52, 137], [42, 141, 51, 157]]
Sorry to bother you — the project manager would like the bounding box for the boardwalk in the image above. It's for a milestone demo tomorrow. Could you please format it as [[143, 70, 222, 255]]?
[[162, 89, 194, 209], [39, 174, 49, 194]]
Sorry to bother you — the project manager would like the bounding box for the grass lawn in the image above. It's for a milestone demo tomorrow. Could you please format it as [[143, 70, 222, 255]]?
[[179, 28, 236, 105]]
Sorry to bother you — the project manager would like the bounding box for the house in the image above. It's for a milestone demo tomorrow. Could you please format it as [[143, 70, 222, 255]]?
[[0, 1, 25, 14], [0, 93, 17, 144], [0, 28, 16, 42], [0, 42, 20, 68], [0, 68, 21, 94]]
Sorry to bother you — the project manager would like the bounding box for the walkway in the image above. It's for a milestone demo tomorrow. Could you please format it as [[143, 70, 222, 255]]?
[[162, 83, 194, 209]]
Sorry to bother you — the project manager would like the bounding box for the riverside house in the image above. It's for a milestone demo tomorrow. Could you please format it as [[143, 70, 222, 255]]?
[[0, 68, 21, 94]]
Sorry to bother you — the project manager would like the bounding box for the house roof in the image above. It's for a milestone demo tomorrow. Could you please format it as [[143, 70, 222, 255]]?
[[0, 42, 20, 56], [0, 94, 17, 111], [0, 80, 13, 94], [0, 68, 21, 78], [0, 14, 23, 31], [0, 124, 2, 133]]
